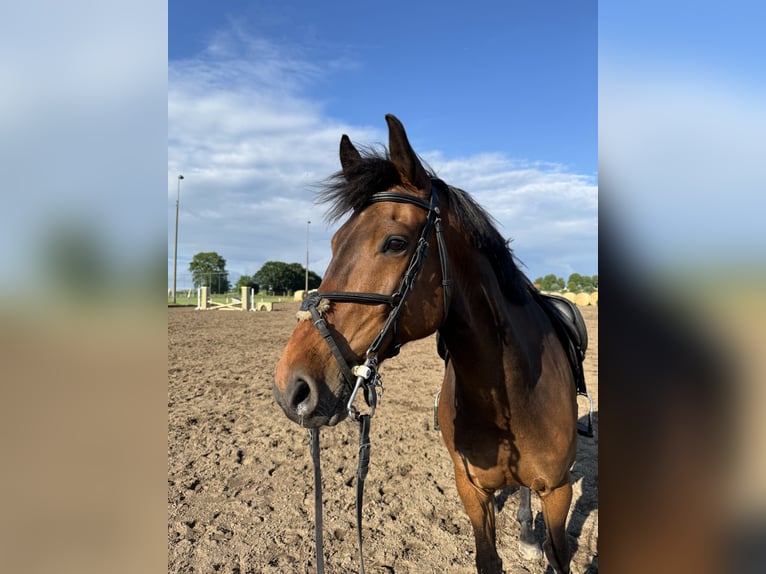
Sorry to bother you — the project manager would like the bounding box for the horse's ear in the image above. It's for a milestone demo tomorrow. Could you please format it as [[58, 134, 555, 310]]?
[[339, 134, 362, 178], [386, 114, 430, 191]]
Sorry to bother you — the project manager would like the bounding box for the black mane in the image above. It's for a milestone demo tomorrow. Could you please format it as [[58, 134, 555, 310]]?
[[317, 147, 534, 301], [317, 145, 401, 223]]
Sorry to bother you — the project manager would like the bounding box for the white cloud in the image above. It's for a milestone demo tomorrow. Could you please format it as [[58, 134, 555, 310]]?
[[169, 31, 597, 287], [425, 153, 597, 277]]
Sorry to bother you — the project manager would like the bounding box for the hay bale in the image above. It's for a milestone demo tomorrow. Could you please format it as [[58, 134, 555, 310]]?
[[562, 292, 576, 303], [590, 291, 598, 306], [574, 292, 590, 307]]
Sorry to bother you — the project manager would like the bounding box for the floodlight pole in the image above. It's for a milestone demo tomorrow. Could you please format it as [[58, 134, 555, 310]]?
[[305, 220, 311, 293], [172, 174, 184, 304]]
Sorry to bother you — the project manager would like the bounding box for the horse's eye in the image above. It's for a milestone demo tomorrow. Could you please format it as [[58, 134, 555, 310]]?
[[383, 237, 408, 253]]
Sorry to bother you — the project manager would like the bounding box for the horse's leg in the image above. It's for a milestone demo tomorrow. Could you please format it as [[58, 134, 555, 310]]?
[[517, 486, 543, 560], [538, 479, 573, 574], [454, 470, 502, 573]]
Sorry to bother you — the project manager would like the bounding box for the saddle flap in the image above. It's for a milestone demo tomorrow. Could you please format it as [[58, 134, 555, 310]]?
[[539, 293, 588, 360], [538, 293, 589, 398]]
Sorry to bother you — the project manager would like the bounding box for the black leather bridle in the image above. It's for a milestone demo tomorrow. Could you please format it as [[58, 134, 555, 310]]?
[[299, 179, 452, 421], [300, 179, 451, 574]]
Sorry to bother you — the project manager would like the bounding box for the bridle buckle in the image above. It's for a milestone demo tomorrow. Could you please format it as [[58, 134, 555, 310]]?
[[348, 356, 383, 420]]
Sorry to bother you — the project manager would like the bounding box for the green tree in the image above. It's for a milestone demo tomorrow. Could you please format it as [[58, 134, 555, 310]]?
[[189, 252, 230, 293], [254, 261, 290, 294], [306, 269, 322, 290], [236, 274, 259, 292], [567, 273, 584, 293], [254, 261, 322, 294], [534, 274, 565, 292], [286, 262, 322, 291]]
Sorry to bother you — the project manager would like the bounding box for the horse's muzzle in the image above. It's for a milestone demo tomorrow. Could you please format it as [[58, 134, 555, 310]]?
[[273, 369, 348, 428]]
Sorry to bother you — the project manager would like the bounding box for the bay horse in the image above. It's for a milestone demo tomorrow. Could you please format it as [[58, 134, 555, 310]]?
[[274, 114, 580, 573]]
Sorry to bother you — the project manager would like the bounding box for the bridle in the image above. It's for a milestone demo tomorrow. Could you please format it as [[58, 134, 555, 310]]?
[[299, 178, 451, 420], [298, 179, 451, 574]]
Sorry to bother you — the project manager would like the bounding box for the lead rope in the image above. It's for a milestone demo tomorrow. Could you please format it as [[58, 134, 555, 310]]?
[[356, 414, 371, 574], [309, 416, 372, 574], [309, 428, 325, 574]]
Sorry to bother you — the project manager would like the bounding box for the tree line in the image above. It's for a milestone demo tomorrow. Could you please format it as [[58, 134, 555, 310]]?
[[533, 273, 598, 293], [188, 252, 321, 295], [189, 252, 596, 296]]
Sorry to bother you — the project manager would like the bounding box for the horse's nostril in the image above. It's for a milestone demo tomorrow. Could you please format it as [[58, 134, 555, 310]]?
[[291, 379, 312, 414]]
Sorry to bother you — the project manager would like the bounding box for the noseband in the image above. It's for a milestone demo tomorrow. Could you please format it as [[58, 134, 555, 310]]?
[[298, 179, 451, 420], [298, 179, 451, 574]]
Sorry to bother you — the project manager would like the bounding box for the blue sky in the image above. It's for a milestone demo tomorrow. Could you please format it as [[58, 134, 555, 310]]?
[[168, 0, 597, 288], [599, 2, 766, 273]]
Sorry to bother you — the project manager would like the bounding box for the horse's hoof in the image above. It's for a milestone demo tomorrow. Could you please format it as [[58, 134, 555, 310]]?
[[518, 539, 543, 560]]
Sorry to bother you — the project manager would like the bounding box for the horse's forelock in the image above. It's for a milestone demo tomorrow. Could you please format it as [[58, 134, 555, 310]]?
[[317, 148, 402, 223]]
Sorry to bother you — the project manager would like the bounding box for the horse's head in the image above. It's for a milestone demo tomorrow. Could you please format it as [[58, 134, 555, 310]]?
[[274, 115, 449, 428]]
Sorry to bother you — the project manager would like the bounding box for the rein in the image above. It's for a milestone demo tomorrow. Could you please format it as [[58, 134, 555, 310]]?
[[299, 181, 451, 573]]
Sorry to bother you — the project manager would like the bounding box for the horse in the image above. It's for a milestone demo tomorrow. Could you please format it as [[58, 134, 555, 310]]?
[[274, 114, 581, 573]]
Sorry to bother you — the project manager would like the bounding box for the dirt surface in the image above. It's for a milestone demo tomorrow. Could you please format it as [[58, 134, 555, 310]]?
[[168, 303, 598, 573]]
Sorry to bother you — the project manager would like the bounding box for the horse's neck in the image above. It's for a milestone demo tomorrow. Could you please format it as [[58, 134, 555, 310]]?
[[440, 268, 545, 398]]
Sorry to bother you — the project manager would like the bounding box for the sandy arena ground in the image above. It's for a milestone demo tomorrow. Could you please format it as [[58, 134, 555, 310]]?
[[168, 303, 598, 573]]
